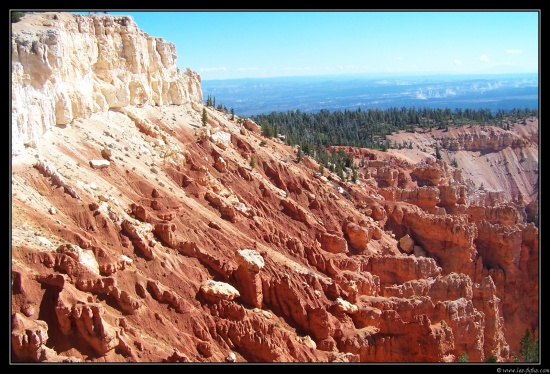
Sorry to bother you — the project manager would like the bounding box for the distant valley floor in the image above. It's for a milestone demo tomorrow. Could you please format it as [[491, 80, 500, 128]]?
[[202, 73, 538, 117]]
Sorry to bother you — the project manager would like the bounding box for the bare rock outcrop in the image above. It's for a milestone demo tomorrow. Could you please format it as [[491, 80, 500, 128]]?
[[439, 126, 529, 152], [317, 231, 348, 254], [380, 186, 440, 211], [53, 288, 119, 357], [12, 12, 202, 155], [11, 313, 50, 362], [34, 160, 80, 199], [233, 249, 265, 308], [386, 204, 478, 276], [121, 219, 156, 260]]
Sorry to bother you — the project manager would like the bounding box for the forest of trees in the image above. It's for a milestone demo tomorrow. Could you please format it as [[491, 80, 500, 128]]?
[[251, 106, 538, 152], [206, 95, 538, 183], [245, 105, 537, 182]]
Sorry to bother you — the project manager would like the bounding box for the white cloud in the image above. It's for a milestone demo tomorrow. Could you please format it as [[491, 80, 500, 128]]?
[[280, 67, 307, 72], [506, 49, 522, 54], [199, 66, 227, 72], [479, 55, 490, 63], [236, 67, 262, 72], [454, 59, 462, 65]]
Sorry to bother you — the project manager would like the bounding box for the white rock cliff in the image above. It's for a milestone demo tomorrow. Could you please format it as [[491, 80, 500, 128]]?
[[11, 12, 202, 155]]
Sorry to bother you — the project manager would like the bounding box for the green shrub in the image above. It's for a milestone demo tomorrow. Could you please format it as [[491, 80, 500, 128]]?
[[201, 108, 207, 127], [435, 144, 442, 160], [12, 11, 25, 23]]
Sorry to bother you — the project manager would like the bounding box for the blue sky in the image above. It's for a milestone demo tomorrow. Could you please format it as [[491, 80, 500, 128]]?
[[102, 10, 539, 81]]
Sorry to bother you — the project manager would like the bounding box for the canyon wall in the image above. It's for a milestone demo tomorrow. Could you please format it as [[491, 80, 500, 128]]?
[[11, 12, 202, 155]]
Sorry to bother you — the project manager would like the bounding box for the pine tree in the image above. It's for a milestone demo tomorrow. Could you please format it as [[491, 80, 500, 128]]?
[[202, 108, 208, 127], [261, 122, 273, 138], [435, 143, 442, 160], [518, 329, 538, 362], [336, 163, 344, 180]]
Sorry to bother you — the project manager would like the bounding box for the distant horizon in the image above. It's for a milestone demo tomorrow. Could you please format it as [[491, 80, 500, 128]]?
[[200, 71, 539, 82], [201, 73, 538, 117], [95, 11, 539, 80]]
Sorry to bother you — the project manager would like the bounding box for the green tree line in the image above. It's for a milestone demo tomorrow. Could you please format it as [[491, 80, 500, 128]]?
[[251, 106, 538, 151], [248, 105, 537, 183], [205, 95, 233, 118]]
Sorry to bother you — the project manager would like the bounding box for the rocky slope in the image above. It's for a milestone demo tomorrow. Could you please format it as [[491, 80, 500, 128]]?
[[10, 12, 539, 363]]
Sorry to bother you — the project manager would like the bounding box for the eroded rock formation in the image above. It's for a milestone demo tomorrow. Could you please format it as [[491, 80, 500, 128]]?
[[11, 12, 539, 363]]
